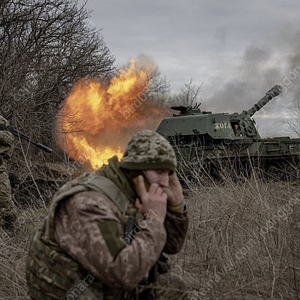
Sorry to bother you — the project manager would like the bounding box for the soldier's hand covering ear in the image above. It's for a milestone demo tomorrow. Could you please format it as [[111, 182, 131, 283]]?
[[163, 172, 184, 207], [135, 175, 167, 224]]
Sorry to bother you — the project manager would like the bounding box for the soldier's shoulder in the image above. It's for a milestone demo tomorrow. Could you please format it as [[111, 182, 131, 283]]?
[[70, 189, 108, 204], [67, 190, 119, 215]]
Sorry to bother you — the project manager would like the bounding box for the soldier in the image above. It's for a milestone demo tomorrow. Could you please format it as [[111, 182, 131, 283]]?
[[233, 123, 242, 137], [0, 115, 16, 232], [26, 130, 188, 299]]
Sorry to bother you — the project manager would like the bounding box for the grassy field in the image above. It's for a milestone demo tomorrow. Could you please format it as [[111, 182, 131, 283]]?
[[1, 173, 300, 299], [174, 176, 300, 299]]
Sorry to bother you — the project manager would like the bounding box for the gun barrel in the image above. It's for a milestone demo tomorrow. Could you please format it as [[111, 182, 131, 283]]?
[[246, 85, 283, 117], [35, 142, 52, 153], [0, 124, 52, 153]]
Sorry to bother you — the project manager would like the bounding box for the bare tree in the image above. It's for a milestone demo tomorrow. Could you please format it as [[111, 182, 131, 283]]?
[[170, 79, 202, 107], [0, 0, 115, 146], [146, 67, 170, 96], [144, 66, 171, 109], [118, 55, 171, 107], [0, 0, 116, 203]]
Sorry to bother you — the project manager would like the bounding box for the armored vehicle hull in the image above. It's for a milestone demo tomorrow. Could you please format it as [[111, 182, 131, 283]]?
[[156, 85, 300, 181]]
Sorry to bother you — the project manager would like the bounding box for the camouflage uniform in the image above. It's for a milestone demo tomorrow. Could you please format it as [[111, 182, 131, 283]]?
[[26, 130, 188, 299], [0, 115, 15, 230]]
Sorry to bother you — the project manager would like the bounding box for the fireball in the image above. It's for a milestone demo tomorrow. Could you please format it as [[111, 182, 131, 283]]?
[[56, 60, 166, 169]]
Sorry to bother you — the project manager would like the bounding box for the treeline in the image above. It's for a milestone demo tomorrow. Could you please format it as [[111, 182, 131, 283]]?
[[0, 0, 115, 147]]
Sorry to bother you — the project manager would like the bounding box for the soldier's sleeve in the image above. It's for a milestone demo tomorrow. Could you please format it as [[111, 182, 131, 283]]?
[[54, 190, 167, 290], [163, 207, 188, 254]]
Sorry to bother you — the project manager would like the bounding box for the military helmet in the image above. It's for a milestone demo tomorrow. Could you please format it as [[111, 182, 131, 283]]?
[[120, 130, 177, 171]]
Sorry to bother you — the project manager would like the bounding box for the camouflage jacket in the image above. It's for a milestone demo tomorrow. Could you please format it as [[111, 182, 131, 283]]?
[[54, 191, 188, 293], [0, 116, 13, 156], [0, 116, 13, 172]]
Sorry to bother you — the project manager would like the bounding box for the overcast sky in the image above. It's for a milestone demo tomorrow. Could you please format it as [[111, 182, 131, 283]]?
[[78, 0, 300, 136]]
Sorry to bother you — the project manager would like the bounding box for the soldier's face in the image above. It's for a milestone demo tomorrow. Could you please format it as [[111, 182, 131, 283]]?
[[143, 169, 172, 188]]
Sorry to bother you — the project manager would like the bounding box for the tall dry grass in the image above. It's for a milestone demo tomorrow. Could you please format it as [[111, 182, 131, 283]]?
[[0, 208, 46, 300], [0, 166, 300, 299], [173, 169, 300, 299]]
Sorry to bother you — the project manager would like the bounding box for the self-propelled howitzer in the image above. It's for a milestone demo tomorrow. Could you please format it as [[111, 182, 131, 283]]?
[[156, 85, 300, 180]]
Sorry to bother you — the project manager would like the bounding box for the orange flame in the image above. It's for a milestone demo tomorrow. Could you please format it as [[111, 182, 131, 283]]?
[[56, 60, 167, 169]]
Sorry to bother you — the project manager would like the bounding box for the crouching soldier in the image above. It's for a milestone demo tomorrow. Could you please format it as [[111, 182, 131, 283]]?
[[0, 115, 16, 232], [26, 130, 188, 299]]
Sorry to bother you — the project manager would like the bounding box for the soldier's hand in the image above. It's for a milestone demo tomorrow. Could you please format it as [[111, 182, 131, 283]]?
[[163, 172, 184, 207], [135, 175, 167, 224]]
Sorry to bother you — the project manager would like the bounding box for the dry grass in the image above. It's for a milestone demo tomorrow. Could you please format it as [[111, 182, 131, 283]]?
[[173, 175, 300, 299], [1, 169, 300, 299], [0, 208, 46, 300]]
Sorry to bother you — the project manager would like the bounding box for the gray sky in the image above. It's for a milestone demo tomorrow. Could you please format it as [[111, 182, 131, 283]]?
[[78, 0, 300, 137]]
